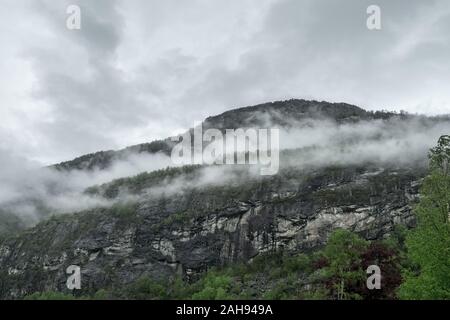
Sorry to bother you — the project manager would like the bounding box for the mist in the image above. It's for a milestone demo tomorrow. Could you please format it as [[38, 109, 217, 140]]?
[[0, 151, 174, 225], [278, 116, 450, 168], [0, 113, 448, 229], [95, 115, 450, 203]]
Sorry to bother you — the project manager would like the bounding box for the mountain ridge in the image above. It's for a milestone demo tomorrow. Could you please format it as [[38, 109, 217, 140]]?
[[52, 99, 400, 172]]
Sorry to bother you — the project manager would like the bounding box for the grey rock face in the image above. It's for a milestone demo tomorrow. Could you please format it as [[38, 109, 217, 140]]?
[[0, 165, 423, 299]]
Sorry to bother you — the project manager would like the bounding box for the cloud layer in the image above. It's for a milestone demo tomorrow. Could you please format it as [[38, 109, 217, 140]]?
[[0, 112, 448, 227]]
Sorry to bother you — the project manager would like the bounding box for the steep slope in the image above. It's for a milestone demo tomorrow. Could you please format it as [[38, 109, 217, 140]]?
[[0, 162, 424, 298], [0, 99, 447, 299]]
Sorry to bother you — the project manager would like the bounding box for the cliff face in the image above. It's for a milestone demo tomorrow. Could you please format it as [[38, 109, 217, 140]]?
[[0, 163, 424, 299], [1, 99, 445, 299]]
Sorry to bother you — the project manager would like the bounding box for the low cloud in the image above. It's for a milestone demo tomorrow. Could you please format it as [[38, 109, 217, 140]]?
[[0, 113, 448, 229], [278, 116, 450, 168], [0, 151, 173, 226]]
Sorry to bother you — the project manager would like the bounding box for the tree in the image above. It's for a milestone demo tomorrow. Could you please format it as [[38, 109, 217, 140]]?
[[357, 241, 402, 299], [398, 135, 450, 299], [191, 273, 234, 300], [318, 229, 369, 300], [125, 277, 168, 300]]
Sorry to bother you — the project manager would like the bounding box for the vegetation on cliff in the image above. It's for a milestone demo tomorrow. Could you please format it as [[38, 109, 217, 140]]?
[[22, 135, 450, 300]]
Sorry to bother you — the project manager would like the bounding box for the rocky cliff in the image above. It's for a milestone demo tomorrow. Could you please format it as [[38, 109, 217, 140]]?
[[0, 99, 446, 299], [0, 163, 424, 298]]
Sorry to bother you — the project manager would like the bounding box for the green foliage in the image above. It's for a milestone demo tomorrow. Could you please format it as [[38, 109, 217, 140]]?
[[191, 273, 234, 300], [318, 229, 369, 300], [91, 165, 202, 199], [429, 135, 450, 174], [24, 291, 76, 300], [92, 289, 114, 300], [399, 135, 450, 299], [125, 277, 170, 300], [262, 281, 292, 300]]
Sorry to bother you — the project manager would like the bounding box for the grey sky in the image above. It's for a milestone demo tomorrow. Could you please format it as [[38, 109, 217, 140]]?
[[1, 0, 449, 165]]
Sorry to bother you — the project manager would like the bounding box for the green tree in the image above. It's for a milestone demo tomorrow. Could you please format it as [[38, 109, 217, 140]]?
[[125, 277, 168, 300], [191, 273, 234, 300], [399, 135, 450, 299], [319, 229, 369, 300]]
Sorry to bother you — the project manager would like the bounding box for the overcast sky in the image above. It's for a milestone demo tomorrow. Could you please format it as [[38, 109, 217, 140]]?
[[1, 0, 450, 165]]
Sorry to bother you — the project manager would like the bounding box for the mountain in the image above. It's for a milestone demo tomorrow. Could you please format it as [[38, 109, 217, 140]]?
[[52, 99, 398, 172], [0, 99, 447, 299]]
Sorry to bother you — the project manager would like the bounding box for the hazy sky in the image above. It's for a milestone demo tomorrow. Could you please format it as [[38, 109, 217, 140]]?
[[1, 0, 450, 165]]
